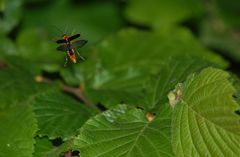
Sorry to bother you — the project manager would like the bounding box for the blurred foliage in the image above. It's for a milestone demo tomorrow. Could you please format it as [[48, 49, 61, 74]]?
[[0, 0, 240, 156]]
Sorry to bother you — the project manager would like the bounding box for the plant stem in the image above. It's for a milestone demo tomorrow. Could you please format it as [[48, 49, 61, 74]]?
[[61, 84, 100, 112]]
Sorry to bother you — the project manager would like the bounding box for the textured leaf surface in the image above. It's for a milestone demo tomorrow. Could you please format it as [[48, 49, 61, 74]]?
[[61, 28, 227, 108], [0, 104, 37, 157], [142, 56, 212, 110], [125, 0, 203, 28], [33, 91, 97, 140], [172, 67, 240, 156], [74, 104, 174, 157]]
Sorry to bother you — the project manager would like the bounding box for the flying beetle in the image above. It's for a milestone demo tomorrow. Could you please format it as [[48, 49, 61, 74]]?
[[56, 33, 88, 66]]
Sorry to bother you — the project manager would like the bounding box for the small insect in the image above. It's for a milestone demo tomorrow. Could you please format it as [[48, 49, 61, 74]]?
[[56, 33, 88, 66]]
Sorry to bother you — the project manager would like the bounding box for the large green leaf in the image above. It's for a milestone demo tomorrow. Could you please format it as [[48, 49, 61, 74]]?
[[33, 91, 97, 140], [172, 67, 240, 156], [0, 104, 37, 157], [61, 28, 227, 108], [22, 0, 122, 43], [125, 0, 203, 28], [74, 104, 174, 157]]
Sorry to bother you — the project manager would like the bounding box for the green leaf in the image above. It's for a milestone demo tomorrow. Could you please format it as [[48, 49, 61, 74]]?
[[33, 91, 97, 140], [0, 56, 51, 108], [16, 28, 63, 72], [33, 137, 54, 157], [74, 104, 174, 157], [142, 56, 212, 110], [0, 104, 37, 157], [0, 0, 23, 34], [33, 137, 73, 157], [22, 0, 123, 43], [125, 0, 203, 28], [0, 36, 17, 55], [172, 67, 240, 156], [61, 28, 227, 108]]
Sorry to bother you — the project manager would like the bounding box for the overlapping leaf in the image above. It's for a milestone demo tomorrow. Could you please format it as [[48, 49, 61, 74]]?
[[125, 0, 203, 28], [33, 137, 73, 157], [32, 91, 97, 140], [74, 104, 174, 157], [142, 56, 212, 110], [172, 67, 240, 156], [61, 28, 227, 108]]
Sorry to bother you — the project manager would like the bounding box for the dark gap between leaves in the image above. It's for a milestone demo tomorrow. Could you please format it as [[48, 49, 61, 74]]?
[[0, 11, 4, 19], [180, 17, 201, 37], [42, 71, 62, 80], [24, 0, 55, 10], [51, 137, 63, 146], [96, 103, 107, 111], [208, 47, 240, 76], [235, 110, 240, 116], [7, 21, 22, 41]]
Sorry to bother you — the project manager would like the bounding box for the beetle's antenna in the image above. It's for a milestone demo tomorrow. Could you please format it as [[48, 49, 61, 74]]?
[[50, 25, 64, 35], [64, 25, 69, 35]]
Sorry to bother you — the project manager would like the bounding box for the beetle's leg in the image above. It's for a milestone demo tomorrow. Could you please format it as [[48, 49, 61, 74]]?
[[76, 51, 85, 60], [64, 56, 68, 67]]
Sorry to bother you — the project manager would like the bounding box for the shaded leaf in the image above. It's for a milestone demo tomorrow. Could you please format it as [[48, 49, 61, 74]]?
[[125, 0, 203, 28], [0, 0, 23, 34], [16, 28, 63, 72], [22, 0, 123, 43], [33, 91, 97, 140], [74, 104, 174, 157], [0, 56, 51, 108], [172, 67, 240, 156]]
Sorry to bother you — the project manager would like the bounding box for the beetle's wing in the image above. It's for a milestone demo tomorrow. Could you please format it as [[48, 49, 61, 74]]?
[[72, 40, 88, 49], [68, 34, 80, 41], [56, 39, 66, 44], [56, 44, 67, 52]]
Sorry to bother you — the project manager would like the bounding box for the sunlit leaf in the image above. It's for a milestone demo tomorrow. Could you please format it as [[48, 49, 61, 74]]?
[[172, 67, 240, 156], [74, 104, 174, 157]]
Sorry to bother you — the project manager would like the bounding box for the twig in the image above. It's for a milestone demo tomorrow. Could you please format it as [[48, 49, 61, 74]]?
[[61, 84, 100, 112]]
